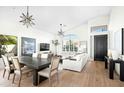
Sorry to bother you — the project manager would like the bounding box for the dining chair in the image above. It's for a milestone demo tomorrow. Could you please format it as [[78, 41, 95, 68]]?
[[47, 53, 53, 62], [5, 53, 15, 61], [11, 57, 33, 87], [1, 55, 14, 80], [38, 56, 60, 86], [41, 53, 49, 59]]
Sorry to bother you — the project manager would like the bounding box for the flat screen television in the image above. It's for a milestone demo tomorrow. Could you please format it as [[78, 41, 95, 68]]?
[[40, 43, 50, 51]]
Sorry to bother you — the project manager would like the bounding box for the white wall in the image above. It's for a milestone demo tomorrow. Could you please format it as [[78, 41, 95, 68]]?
[[66, 24, 88, 41], [88, 15, 109, 27], [109, 6, 124, 75], [88, 15, 109, 59], [109, 6, 124, 50], [0, 7, 55, 68]]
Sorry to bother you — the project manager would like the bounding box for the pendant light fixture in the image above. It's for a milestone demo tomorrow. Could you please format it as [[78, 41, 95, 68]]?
[[20, 6, 35, 28]]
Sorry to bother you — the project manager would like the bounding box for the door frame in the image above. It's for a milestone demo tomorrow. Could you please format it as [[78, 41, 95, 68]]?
[[94, 35, 108, 61], [90, 32, 109, 61]]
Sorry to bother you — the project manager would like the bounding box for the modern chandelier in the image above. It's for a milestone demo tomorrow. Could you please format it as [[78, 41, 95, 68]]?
[[19, 6, 35, 28]]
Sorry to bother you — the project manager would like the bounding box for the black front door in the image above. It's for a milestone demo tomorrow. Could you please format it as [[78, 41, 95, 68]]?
[[94, 35, 107, 61]]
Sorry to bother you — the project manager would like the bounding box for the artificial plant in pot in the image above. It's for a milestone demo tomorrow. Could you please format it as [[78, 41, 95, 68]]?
[[52, 40, 59, 55]]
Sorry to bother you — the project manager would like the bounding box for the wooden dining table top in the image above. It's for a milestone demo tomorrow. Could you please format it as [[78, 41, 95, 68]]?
[[19, 56, 51, 70]]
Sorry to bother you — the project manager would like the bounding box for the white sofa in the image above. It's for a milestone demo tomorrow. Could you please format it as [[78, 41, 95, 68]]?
[[63, 53, 88, 72]]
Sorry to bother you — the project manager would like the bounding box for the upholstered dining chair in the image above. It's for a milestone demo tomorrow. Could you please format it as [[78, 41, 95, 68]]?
[[11, 57, 33, 87], [1, 55, 14, 80], [5, 53, 15, 61], [38, 56, 60, 86]]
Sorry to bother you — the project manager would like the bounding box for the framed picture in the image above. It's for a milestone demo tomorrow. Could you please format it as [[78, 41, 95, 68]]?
[[21, 37, 36, 56]]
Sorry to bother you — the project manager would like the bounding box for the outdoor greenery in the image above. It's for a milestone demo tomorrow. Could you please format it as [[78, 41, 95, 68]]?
[[0, 35, 17, 45], [0, 34, 17, 57], [63, 40, 78, 52]]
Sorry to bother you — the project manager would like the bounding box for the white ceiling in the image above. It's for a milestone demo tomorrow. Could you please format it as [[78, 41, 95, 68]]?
[[1, 6, 113, 34]]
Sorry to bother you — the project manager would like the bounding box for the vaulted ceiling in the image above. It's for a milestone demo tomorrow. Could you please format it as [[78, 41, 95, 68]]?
[[0, 6, 112, 34]]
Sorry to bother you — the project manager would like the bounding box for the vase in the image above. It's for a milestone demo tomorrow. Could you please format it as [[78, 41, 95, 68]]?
[[111, 50, 120, 60]]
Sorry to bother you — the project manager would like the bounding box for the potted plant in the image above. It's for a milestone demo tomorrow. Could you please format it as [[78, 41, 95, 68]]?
[[52, 40, 59, 55]]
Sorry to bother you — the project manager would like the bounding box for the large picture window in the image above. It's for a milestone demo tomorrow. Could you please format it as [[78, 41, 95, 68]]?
[[63, 40, 78, 52], [62, 34, 87, 53], [63, 34, 78, 52]]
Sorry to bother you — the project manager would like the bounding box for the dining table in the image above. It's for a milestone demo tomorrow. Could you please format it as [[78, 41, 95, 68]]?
[[19, 56, 51, 86]]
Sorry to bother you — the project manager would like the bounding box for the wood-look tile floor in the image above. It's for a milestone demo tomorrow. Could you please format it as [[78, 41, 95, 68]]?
[[0, 61, 124, 87]]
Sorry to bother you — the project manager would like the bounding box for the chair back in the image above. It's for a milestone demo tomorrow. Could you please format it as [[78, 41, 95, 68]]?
[[48, 53, 53, 62], [11, 57, 21, 71], [5, 53, 14, 61], [50, 56, 60, 71], [41, 53, 49, 59], [1, 55, 10, 68]]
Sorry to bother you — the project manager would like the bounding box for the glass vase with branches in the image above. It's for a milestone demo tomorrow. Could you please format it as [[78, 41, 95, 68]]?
[[52, 40, 59, 55]]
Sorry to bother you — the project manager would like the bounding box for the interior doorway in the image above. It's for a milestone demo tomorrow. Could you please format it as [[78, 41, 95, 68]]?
[[94, 35, 107, 61]]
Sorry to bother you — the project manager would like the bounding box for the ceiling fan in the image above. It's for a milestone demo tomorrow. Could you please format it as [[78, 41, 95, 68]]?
[[58, 24, 66, 37]]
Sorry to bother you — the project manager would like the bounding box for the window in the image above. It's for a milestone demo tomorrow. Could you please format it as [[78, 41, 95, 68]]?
[[91, 25, 108, 33], [63, 34, 78, 52]]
